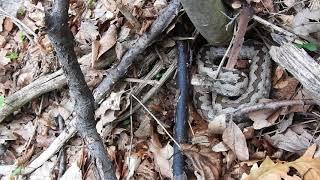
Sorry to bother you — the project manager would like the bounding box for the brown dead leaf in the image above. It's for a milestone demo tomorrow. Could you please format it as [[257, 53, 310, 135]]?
[[242, 157, 293, 180], [223, 120, 249, 161], [138, 19, 153, 35], [37, 113, 56, 130], [288, 89, 312, 113], [270, 128, 313, 153], [93, 1, 115, 22], [289, 144, 320, 179], [60, 155, 83, 180], [124, 153, 142, 179], [253, 118, 273, 130], [84, 69, 104, 87], [272, 78, 299, 100], [91, 24, 117, 68], [154, 0, 167, 11], [182, 146, 221, 179], [272, 66, 286, 86], [75, 21, 99, 44], [136, 159, 157, 179], [0, 49, 10, 65], [208, 114, 228, 135], [134, 117, 152, 138], [96, 90, 126, 113], [3, 18, 13, 32], [17, 72, 34, 87], [244, 144, 320, 179], [16, 145, 35, 166], [96, 111, 117, 135], [278, 14, 294, 25], [149, 135, 173, 179], [248, 102, 275, 129]]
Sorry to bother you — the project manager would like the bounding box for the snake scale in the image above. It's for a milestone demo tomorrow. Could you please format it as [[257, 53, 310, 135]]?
[[191, 41, 271, 121]]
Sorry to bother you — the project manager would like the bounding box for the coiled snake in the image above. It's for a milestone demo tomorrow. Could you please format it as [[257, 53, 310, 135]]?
[[191, 42, 271, 121]]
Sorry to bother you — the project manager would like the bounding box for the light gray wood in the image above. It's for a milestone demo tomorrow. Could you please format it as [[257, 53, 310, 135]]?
[[270, 43, 320, 106]]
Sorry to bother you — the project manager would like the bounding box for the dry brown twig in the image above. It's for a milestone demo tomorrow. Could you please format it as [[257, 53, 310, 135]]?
[[226, 5, 254, 69]]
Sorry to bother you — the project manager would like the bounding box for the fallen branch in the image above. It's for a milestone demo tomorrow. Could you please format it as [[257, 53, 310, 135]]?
[[93, 0, 180, 104], [269, 43, 320, 106], [0, 70, 65, 123], [45, 0, 116, 179]]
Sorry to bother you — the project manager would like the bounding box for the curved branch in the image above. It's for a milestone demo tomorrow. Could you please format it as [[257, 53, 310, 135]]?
[[45, 0, 116, 179]]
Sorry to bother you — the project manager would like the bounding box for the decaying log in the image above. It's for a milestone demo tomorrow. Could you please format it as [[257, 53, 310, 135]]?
[[269, 43, 320, 106]]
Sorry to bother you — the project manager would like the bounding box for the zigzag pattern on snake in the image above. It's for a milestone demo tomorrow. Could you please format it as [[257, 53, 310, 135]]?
[[191, 42, 271, 121]]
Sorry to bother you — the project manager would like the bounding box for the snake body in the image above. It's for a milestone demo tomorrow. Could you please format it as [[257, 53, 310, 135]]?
[[192, 42, 271, 121]]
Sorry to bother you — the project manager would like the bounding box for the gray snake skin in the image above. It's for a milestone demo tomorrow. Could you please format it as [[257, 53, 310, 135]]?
[[191, 42, 271, 121]]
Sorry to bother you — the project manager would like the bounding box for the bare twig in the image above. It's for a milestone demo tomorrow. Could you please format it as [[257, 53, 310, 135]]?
[[117, 60, 177, 122], [226, 5, 254, 69], [124, 78, 160, 85], [252, 15, 296, 38], [214, 28, 235, 79], [57, 115, 66, 179]]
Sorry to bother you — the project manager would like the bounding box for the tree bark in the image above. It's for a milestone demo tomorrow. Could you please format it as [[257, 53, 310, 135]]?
[[44, 0, 116, 179]]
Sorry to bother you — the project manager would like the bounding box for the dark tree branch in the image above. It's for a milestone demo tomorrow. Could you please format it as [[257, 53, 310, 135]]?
[[173, 38, 188, 179], [44, 0, 116, 179]]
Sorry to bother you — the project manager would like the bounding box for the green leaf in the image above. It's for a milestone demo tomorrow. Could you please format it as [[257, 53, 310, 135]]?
[[11, 166, 24, 176], [296, 42, 318, 52], [87, 0, 96, 8], [6, 52, 18, 61], [0, 96, 4, 108], [19, 32, 26, 43], [17, 7, 26, 17]]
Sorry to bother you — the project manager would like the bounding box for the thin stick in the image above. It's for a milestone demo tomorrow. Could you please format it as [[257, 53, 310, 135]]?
[[124, 78, 160, 85], [252, 15, 296, 38], [127, 86, 134, 175], [117, 61, 176, 122], [214, 28, 235, 79], [131, 94, 181, 149]]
